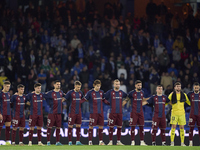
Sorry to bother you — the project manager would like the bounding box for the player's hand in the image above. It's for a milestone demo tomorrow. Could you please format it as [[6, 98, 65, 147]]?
[[62, 97, 65, 102], [0, 114, 3, 121], [32, 91, 35, 93], [122, 101, 127, 107], [26, 101, 31, 106], [14, 92, 18, 95]]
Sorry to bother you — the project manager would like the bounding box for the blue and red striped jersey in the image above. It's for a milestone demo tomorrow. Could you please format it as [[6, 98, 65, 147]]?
[[187, 92, 200, 116], [44, 90, 64, 114], [85, 89, 104, 114], [128, 90, 144, 114], [105, 89, 127, 114], [26, 93, 43, 116], [11, 95, 26, 118], [147, 95, 169, 118], [0, 92, 11, 115], [65, 90, 84, 114]]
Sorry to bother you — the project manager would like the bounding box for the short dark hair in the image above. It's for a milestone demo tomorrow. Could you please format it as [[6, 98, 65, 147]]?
[[193, 82, 199, 86], [93, 79, 101, 86], [74, 81, 82, 86], [17, 84, 25, 89], [3, 81, 11, 85], [174, 82, 181, 87], [156, 85, 163, 88], [54, 80, 60, 84], [135, 80, 142, 85], [34, 83, 42, 88]]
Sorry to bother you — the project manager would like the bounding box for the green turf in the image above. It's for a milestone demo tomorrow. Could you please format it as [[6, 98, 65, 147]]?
[[0, 145, 199, 150]]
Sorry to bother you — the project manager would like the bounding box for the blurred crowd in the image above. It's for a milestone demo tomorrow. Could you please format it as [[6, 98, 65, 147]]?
[[0, 0, 200, 123]]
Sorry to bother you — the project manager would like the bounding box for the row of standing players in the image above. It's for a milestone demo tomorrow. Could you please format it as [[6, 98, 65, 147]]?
[[0, 79, 199, 146]]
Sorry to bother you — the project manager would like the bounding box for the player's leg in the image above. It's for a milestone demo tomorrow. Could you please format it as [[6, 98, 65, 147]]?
[[188, 115, 196, 146], [97, 113, 104, 145], [5, 115, 11, 145], [11, 127, 17, 145], [108, 113, 116, 145], [28, 115, 35, 146], [129, 112, 137, 145], [75, 113, 83, 145], [88, 114, 95, 145], [116, 114, 123, 145], [19, 127, 25, 146], [55, 114, 62, 146], [88, 126, 93, 145], [19, 117, 25, 146], [36, 115, 44, 146], [159, 118, 167, 146], [151, 118, 158, 145], [138, 114, 146, 146], [0, 115, 5, 141], [47, 114, 54, 146], [178, 115, 186, 146], [11, 117, 19, 145], [170, 115, 178, 146], [197, 115, 200, 145]]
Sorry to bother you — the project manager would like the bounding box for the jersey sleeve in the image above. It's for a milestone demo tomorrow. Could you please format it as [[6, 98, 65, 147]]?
[[105, 90, 110, 101], [165, 95, 170, 103], [122, 91, 127, 98], [64, 91, 70, 101], [184, 93, 191, 106], [147, 96, 154, 104], [187, 92, 192, 101], [10, 95, 15, 103], [168, 92, 173, 101], [25, 93, 30, 102], [84, 91, 90, 101], [128, 91, 132, 99]]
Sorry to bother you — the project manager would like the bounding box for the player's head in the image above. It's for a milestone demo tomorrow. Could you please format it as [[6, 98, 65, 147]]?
[[193, 82, 199, 93], [93, 79, 101, 91], [53, 80, 61, 90], [113, 79, 120, 90], [156, 85, 163, 95], [135, 80, 142, 91], [34, 83, 42, 93], [74, 81, 82, 92], [17, 84, 25, 94], [3, 81, 11, 92], [174, 82, 181, 92]]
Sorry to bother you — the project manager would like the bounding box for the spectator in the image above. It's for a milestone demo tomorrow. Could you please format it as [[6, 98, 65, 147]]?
[[149, 68, 160, 95], [165, 34, 174, 58], [38, 69, 47, 92], [158, 49, 170, 73], [168, 63, 178, 77], [70, 35, 81, 49], [172, 46, 181, 64], [117, 65, 127, 80], [160, 72, 173, 90], [79, 66, 89, 84], [173, 36, 184, 51], [156, 43, 165, 57]]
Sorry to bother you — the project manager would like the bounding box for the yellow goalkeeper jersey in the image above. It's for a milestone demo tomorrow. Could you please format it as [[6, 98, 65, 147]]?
[[168, 92, 190, 116]]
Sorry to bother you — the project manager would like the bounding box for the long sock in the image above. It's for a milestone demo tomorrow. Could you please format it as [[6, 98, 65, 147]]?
[[68, 128, 72, 142], [170, 128, 175, 142], [0, 126, 2, 136], [76, 127, 80, 141], [56, 128, 60, 142], [12, 130, 16, 143], [99, 129, 103, 141], [180, 129, 185, 144], [151, 130, 157, 142], [29, 130, 33, 142], [37, 129, 42, 142], [139, 126, 144, 140], [131, 126, 135, 141], [161, 129, 166, 142], [189, 127, 194, 141], [47, 128, 51, 142], [88, 128, 93, 141], [6, 126, 10, 141], [117, 127, 121, 141], [109, 127, 113, 141], [198, 127, 200, 142], [19, 130, 23, 142]]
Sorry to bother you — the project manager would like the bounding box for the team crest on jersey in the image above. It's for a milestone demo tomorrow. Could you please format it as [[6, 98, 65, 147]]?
[[163, 98, 165, 100], [79, 94, 81, 96], [34, 95, 36, 97], [24, 98, 25, 100], [155, 98, 157, 100], [100, 93, 102, 95], [40, 95, 42, 97], [192, 95, 194, 97], [93, 93, 95, 96], [54, 94, 56, 96], [119, 92, 121, 95], [113, 93, 114, 95], [135, 94, 136, 96], [141, 93, 143, 96], [73, 94, 75, 96], [18, 98, 20, 100]]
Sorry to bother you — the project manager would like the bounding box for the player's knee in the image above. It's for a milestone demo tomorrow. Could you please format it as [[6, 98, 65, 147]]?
[[171, 124, 176, 129], [179, 125, 184, 129], [13, 128, 17, 131], [89, 126, 93, 129], [68, 125, 73, 128], [76, 124, 81, 128], [98, 126, 103, 129]]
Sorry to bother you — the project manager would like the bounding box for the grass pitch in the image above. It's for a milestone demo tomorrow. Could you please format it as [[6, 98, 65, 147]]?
[[0, 145, 199, 150]]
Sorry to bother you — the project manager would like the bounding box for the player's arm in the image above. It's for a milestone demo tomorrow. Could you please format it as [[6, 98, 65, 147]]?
[[25, 94, 31, 106], [184, 93, 191, 106], [122, 97, 130, 107], [167, 92, 173, 106], [102, 98, 110, 105], [142, 97, 150, 101], [0, 113, 2, 121]]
